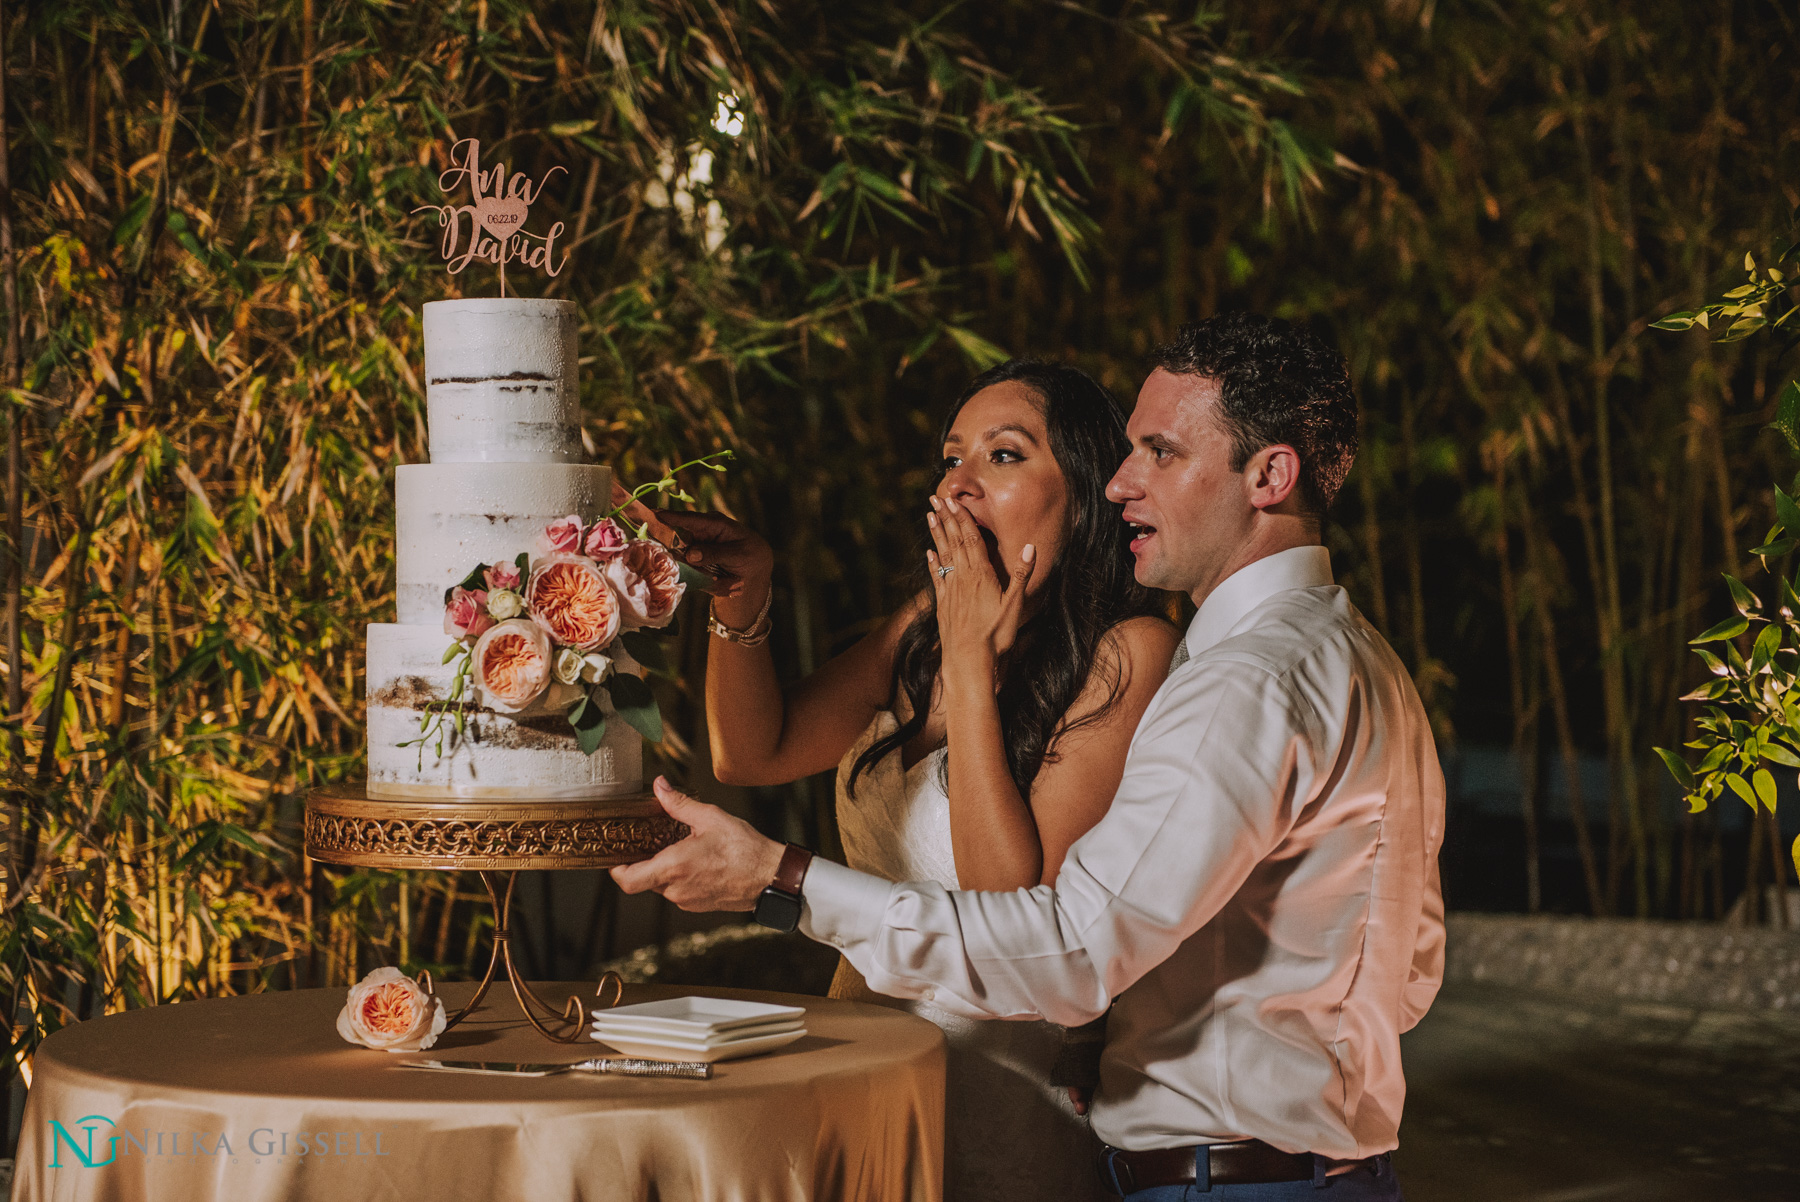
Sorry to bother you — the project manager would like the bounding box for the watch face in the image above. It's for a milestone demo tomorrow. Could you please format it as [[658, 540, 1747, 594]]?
[[754, 887, 803, 934]]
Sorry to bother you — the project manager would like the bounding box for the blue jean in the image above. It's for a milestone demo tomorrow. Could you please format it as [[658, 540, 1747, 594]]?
[[1114, 1153, 1403, 1201]]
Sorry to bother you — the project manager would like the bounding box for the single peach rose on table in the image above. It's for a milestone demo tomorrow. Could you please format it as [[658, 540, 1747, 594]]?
[[472, 618, 554, 712], [443, 586, 495, 642], [605, 540, 686, 630], [527, 555, 621, 650], [544, 514, 584, 554], [336, 967, 447, 1053]]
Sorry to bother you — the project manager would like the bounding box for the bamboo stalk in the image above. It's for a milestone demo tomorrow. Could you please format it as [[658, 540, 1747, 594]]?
[[1521, 501, 1608, 916], [1489, 436, 1542, 912], [1, 0, 24, 909]]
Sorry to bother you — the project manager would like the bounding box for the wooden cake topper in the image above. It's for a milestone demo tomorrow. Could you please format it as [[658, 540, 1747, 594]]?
[[415, 138, 568, 296]]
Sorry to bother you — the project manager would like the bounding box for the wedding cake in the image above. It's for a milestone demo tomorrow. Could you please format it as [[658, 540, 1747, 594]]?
[[363, 298, 643, 799]]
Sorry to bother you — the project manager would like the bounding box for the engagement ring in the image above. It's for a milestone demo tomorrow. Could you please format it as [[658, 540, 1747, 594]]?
[[936, 565, 955, 578]]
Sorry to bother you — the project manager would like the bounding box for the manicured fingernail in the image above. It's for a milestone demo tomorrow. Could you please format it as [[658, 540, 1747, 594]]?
[[1023, 544, 1036, 561], [927, 514, 938, 527], [929, 496, 942, 510], [686, 549, 702, 562], [945, 497, 959, 512]]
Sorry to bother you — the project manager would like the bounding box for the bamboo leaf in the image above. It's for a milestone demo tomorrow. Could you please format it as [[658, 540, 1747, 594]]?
[[1761, 742, 1800, 769], [1653, 746, 1696, 790], [1752, 624, 1782, 673], [1691, 615, 1748, 644], [1767, 381, 1800, 456], [1697, 744, 1734, 775], [1753, 768, 1779, 813], [1726, 575, 1761, 617], [1726, 772, 1757, 809]]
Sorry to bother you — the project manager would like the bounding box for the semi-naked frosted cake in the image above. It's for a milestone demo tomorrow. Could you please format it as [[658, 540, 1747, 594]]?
[[364, 298, 642, 799]]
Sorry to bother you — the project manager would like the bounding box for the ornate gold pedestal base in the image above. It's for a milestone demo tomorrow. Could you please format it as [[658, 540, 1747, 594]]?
[[304, 783, 687, 1042], [421, 871, 623, 1043], [303, 784, 687, 870]]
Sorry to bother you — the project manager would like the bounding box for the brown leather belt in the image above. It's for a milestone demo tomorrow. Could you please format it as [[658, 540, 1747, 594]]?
[[1098, 1139, 1315, 1194]]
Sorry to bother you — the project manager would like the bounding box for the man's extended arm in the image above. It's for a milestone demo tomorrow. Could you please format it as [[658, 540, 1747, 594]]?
[[795, 661, 1318, 1025]]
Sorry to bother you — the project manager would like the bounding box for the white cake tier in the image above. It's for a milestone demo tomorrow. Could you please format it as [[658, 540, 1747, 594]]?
[[364, 623, 643, 800], [394, 461, 613, 626], [422, 298, 583, 464]]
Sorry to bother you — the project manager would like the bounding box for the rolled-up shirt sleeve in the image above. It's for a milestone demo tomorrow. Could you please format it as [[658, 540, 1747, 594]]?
[[800, 658, 1321, 1027]]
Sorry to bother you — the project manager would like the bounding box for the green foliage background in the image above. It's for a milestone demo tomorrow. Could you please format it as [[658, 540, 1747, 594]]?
[[1, 0, 1798, 1139]]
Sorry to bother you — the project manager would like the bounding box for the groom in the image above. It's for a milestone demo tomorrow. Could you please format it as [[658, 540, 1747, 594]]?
[[614, 313, 1444, 1200]]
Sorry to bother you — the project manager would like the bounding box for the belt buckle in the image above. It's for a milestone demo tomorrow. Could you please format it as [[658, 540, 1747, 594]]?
[[1100, 1147, 1137, 1196]]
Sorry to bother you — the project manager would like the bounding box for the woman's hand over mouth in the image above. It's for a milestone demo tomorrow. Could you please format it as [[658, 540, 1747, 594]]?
[[927, 495, 1036, 682]]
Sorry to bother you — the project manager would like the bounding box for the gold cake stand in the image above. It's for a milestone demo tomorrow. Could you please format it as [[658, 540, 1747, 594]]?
[[304, 784, 688, 1042]]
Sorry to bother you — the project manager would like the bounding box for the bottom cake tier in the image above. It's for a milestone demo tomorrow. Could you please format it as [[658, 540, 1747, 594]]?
[[365, 623, 643, 799]]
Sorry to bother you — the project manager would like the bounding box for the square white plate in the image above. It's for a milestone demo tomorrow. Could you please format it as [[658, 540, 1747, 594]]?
[[588, 1026, 807, 1063], [589, 996, 806, 1036], [591, 1018, 805, 1049]]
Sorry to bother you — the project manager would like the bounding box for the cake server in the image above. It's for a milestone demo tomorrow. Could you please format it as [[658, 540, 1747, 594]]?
[[400, 1058, 712, 1080]]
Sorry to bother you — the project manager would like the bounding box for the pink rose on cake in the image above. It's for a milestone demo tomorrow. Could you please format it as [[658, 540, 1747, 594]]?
[[472, 619, 554, 712], [336, 967, 447, 1053], [605, 540, 686, 630], [544, 515, 584, 555], [484, 560, 522, 592], [527, 555, 621, 651], [443, 586, 495, 642], [584, 517, 630, 560]]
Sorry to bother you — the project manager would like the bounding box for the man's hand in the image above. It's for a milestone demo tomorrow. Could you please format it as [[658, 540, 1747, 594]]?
[[610, 776, 786, 912]]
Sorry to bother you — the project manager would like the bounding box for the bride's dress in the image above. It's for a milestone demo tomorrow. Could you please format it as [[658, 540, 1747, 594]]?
[[830, 712, 1105, 1201]]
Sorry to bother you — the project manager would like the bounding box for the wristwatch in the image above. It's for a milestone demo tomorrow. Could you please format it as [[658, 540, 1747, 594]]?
[[753, 843, 814, 933]]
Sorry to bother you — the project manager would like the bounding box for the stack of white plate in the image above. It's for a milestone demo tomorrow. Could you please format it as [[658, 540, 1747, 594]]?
[[589, 997, 808, 1063]]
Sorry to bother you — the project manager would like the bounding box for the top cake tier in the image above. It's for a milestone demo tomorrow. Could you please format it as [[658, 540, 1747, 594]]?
[[422, 298, 582, 464]]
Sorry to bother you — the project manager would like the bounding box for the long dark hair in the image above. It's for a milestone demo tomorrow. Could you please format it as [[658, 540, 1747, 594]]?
[[849, 358, 1161, 800]]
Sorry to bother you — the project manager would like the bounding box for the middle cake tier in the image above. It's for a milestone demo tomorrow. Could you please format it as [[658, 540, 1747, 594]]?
[[365, 623, 643, 799], [394, 461, 613, 626]]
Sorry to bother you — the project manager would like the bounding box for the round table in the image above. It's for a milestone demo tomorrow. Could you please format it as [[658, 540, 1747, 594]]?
[[12, 980, 946, 1202]]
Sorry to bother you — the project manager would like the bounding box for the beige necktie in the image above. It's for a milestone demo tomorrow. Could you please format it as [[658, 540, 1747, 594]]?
[[1169, 638, 1189, 672]]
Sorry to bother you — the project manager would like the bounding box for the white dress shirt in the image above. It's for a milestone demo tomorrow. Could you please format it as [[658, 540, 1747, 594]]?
[[801, 545, 1446, 1158]]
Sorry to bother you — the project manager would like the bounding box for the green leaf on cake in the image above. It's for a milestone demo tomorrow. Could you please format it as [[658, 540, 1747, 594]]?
[[618, 630, 667, 671], [566, 693, 609, 756], [515, 552, 530, 579], [446, 563, 489, 605], [604, 673, 663, 743], [676, 561, 713, 591]]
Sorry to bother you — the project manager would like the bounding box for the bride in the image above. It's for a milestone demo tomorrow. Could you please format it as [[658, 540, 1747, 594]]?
[[661, 359, 1178, 1199]]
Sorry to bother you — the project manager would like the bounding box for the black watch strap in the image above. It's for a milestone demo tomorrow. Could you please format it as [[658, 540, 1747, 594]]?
[[753, 844, 813, 933]]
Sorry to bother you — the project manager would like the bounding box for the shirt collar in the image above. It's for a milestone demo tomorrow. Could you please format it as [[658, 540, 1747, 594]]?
[[1183, 544, 1335, 658]]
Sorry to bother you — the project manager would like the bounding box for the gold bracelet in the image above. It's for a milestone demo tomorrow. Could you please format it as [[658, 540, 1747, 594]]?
[[708, 586, 774, 647]]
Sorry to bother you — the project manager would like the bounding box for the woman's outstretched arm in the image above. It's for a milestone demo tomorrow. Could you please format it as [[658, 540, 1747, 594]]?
[[660, 509, 917, 787], [929, 497, 1180, 890]]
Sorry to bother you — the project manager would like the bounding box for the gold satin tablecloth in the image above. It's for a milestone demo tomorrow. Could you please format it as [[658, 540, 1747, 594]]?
[[12, 981, 945, 1202]]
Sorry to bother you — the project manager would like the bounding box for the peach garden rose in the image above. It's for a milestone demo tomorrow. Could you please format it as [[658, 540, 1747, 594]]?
[[336, 967, 447, 1053], [472, 619, 554, 712], [605, 540, 686, 630], [527, 555, 621, 651]]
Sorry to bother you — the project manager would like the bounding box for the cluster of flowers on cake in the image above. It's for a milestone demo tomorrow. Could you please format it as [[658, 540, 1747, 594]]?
[[405, 516, 688, 761]]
